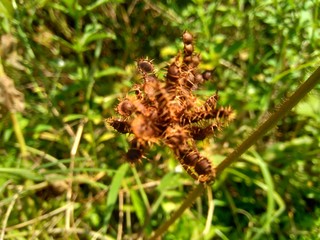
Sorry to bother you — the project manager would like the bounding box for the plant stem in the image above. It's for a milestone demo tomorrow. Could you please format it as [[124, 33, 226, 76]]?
[[149, 184, 205, 240], [10, 112, 28, 158], [150, 66, 320, 238], [216, 66, 320, 174]]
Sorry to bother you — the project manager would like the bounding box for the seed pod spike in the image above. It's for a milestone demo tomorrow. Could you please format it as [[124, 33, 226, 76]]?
[[137, 58, 155, 76]]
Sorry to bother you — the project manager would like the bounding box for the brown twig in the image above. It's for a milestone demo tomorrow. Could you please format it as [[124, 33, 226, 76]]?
[[216, 66, 320, 174]]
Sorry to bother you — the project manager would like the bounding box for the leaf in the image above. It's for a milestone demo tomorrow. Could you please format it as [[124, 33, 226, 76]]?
[[86, 0, 125, 11], [33, 124, 53, 133], [157, 172, 181, 192], [0, 0, 14, 19], [63, 114, 86, 122], [94, 67, 127, 78], [103, 163, 129, 226], [271, 61, 318, 83], [295, 94, 320, 119], [73, 24, 116, 53], [224, 40, 244, 58], [78, 31, 116, 49], [0, 168, 44, 181], [130, 189, 146, 225], [97, 133, 115, 143]]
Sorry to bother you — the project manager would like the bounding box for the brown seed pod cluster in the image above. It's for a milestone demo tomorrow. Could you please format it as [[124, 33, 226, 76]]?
[[107, 31, 234, 183]]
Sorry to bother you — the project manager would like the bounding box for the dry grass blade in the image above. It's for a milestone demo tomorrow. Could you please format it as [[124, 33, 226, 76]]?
[[0, 186, 22, 240]]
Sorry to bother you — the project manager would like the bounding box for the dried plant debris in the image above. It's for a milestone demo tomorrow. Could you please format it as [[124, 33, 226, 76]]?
[[107, 31, 234, 183], [0, 70, 25, 114]]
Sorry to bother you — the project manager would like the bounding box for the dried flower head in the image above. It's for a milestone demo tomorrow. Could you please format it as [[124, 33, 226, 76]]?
[[107, 31, 234, 183]]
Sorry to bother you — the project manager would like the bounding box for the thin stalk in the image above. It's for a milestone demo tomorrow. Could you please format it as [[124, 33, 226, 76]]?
[[149, 184, 205, 240], [217, 66, 320, 174], [150, 66, 320, 239], [10, 112, 27, 158], [65, 119, 85, 233]]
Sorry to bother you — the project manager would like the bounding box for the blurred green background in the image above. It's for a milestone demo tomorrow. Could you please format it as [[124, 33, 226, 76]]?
[[0, 0, 319, 239]]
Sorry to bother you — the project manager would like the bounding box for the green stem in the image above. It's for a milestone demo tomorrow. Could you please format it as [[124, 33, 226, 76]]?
[[10, 112, 28, 158], [150, 66, 320, 238]]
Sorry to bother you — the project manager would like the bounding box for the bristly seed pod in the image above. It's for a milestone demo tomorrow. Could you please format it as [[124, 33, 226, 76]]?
[[183, 55, 192, 64], [177, 148, 216, 183], [202, 70, 214, 81], [189, 123, 219, 140], [107, 30, 234, 184], [117, 99, 135, 116], [184, 44, 194, 56], [182, 31, 193, 44], [107, 118, 132, 134], [137, 58, 154, 74], [166, 63, 180, 82], [131, 115, 159, 141], [126, 138, 147, 164], [143, 76, 159, 101], [194, 73, 204, 85]]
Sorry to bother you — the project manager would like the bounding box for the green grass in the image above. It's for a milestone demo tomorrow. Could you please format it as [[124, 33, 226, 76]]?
[[1, 0, 320, 239]]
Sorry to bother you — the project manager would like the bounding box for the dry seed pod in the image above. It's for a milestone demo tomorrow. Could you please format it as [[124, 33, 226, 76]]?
[[143, 76, 159, 101], [191, 54, 201, 67], [137, 58, 154, 74], [179, 149, 198, 166], [164, 125, 189, 149], [183, 73, 196, 90], [184, 44, 194, 56], [189, 123, 219, 140], [195, 157, 213, 176], [183, 55, 192, 64], [194, 73, 204, 85], [166, 63, 180, 82], [202, 70, 213, 81], [107, 118, 132, 134], [177, 148, 216, 183], [182, 31, 193, 44], [131, 115, 159, 141], [117, 99, 135, 116], [126, 138, 147, 164]]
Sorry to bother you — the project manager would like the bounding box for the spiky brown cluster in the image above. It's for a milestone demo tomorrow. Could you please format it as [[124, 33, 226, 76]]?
[[107, 31, 234, 183]]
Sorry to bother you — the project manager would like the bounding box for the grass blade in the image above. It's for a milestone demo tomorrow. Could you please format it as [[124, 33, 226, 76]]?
[[103, 163, 129, 228]]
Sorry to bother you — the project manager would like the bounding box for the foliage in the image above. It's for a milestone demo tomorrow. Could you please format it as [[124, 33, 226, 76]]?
[[0, 0, 319, 239]]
